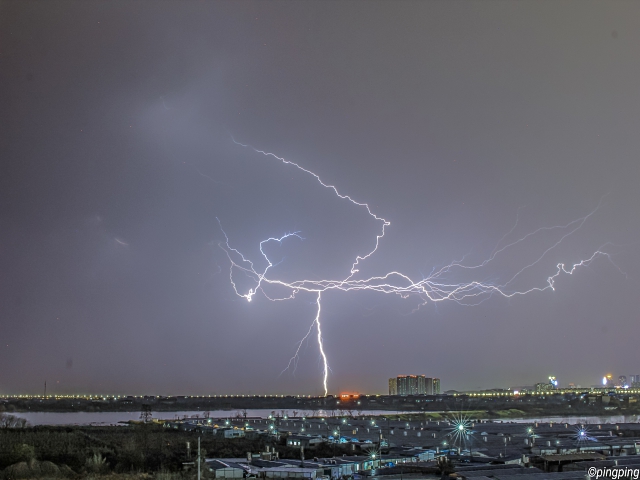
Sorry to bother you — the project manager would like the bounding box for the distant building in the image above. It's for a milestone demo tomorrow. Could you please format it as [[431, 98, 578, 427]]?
[[388, 378, 397, 396], [535, 382, 554, 392], [390, 375, 439, 395], [619, 376, 628, 388], [425, 377, 433, 395], [397, 375, 408, 395], [630, 375, 640, 388], [432, 378, 440, 395], [407, 375, 419, 395]]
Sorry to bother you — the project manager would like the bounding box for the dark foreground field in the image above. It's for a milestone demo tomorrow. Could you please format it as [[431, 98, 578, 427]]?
[[0, 421, 329, 479]]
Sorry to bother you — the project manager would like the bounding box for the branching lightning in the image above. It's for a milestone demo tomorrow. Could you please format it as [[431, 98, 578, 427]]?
[[218, 140, 620, 396]]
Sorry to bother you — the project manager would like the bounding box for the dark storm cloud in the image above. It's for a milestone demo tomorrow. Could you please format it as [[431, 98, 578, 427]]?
[[1, 1, 639, 395]]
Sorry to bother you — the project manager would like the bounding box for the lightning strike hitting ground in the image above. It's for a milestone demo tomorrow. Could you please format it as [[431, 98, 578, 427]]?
[[218, 140, 619, 396]]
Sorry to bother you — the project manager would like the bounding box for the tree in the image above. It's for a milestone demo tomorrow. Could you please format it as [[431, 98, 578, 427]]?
[[0, 414, 28, 429], [85, 452, 108, 474], [437, 456, 454, 477], [10, 444, 35, 464]]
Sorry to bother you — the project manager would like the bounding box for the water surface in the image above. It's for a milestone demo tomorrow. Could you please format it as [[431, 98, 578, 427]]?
[[10, 410, 640, 426]]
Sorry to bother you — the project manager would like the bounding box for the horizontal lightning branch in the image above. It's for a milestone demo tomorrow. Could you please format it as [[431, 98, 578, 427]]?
[[219, 140, 617, 396]]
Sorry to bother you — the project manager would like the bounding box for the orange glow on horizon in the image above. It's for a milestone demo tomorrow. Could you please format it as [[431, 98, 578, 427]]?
[[340, 393, 360, 399]]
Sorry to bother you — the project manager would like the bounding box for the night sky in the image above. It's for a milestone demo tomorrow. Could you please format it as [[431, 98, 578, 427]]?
[[1, 1, 639, 396]]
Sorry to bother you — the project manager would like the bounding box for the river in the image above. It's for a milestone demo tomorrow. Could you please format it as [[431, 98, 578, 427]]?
[[8, 410, 640, 426], [10, 409, 401, 426]]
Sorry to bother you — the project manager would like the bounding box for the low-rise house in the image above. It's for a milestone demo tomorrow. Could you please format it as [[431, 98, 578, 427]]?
[[262, 466, 319, 479], [286, 435, 324, 448], [217, 427, 246, 439], [206, 460, 249, 479]]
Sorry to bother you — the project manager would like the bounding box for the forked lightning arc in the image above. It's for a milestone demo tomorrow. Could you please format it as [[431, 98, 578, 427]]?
[[218, 139, 617, 396]]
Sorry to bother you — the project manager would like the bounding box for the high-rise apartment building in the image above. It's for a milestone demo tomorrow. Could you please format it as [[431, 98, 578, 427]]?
[[424, 377, 433, 395], [388, 375, 440, 395], [396, 375, 408, 395], [407, 375, 419, 395], [388, 377, 397, 396]]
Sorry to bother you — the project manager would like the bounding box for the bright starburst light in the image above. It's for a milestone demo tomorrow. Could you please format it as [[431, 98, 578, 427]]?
[[574, 425, 593, 444], [218, 140, 622, 395], [364, 443, 382, 466], [445, 413, 474, 455]]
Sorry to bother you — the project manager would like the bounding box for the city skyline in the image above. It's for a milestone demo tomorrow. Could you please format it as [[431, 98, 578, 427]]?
[[5, 369, 640, 397], [1, 1, 639, 395]]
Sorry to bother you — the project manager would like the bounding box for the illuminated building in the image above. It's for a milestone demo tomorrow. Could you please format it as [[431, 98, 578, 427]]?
[[390, 375, 439, 395], [619, 376, 628, 388], [424, 377, 433, 395], [396, 375, 408, 395], [432, 378, 440, 395], [407, 375, 419, 395], [535, 382, 554, 392], [388, 378, 397, 396]]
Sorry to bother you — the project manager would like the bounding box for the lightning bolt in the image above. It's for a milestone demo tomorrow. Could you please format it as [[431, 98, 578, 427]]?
[[218, 140, 621, 396], [314, 292, 329, 396]]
